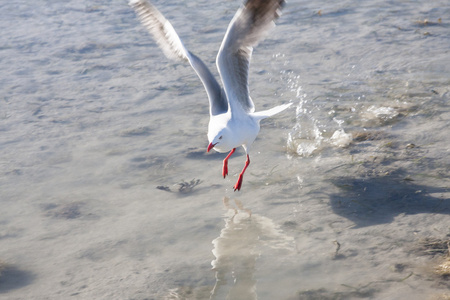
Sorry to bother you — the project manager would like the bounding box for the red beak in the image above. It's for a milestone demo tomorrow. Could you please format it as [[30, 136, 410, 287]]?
[[207, 142, 216, 153]]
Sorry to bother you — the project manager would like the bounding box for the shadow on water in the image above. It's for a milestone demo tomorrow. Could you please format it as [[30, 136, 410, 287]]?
[[0, 265, 34, 293], [209, 197, 294, 300], [328, 169, 449, 227]]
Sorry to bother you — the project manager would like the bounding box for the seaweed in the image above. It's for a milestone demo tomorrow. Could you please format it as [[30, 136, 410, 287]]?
[[156, 179, 202, 194]]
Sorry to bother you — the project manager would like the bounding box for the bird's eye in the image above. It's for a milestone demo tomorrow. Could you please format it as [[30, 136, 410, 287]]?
[[219, 136, 223, 140]]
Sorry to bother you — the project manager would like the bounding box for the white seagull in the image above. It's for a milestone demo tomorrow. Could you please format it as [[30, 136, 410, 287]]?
[[130, 0, 291, 191]]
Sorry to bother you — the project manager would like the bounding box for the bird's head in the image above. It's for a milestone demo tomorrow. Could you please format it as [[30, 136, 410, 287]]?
[[207, 128, 230, 153]]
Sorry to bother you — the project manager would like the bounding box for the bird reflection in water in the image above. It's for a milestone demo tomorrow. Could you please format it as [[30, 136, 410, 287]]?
[[210, 197, 294, 300]]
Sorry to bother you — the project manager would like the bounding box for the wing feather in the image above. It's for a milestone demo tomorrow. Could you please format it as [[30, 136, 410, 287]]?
[[130, 0, 228, 116], [217, 0, 285, 114]]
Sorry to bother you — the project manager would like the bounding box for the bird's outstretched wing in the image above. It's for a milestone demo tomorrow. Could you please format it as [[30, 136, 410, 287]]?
[[217, 0, 285, 114], [130, 0, 228, 116], [216, 0, 284, 113]]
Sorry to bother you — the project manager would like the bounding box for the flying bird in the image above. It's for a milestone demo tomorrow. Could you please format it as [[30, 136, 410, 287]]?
[[130, 0, 291, 191]]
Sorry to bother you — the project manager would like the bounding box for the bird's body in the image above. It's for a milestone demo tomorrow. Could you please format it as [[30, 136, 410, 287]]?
[[130, 0, 291, 191], [208, 112, 258, 154]]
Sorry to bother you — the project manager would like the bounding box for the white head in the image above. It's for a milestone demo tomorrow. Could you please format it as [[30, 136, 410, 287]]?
[[207, 127, 232, 153]]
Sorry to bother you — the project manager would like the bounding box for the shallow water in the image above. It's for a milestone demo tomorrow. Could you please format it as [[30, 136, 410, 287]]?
[[0, 0, 449, 299]]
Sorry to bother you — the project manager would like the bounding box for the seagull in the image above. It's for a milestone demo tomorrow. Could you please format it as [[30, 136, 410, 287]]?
[[130, 0, 291, 191]]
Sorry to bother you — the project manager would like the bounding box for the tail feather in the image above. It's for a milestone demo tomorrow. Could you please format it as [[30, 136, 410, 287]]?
[[251, 103, 292, 121]]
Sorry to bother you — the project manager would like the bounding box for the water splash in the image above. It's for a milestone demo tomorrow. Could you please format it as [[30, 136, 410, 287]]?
[[284, 72, 324, 157], [287, 115, 324, 157], [329, 128, 352, 148]]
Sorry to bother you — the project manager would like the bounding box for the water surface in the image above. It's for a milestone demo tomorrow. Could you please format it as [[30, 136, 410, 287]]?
[[0, 0, 449, 299]]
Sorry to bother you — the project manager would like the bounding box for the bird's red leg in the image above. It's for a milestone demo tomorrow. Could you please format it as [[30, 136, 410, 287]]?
[[233, 154, 250, 191], [222, 148, 236, 178]]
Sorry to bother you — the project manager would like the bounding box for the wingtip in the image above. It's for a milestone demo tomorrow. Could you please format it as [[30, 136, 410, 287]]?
[[243, 0, 286, 20], [128, 0, 142, 6]]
